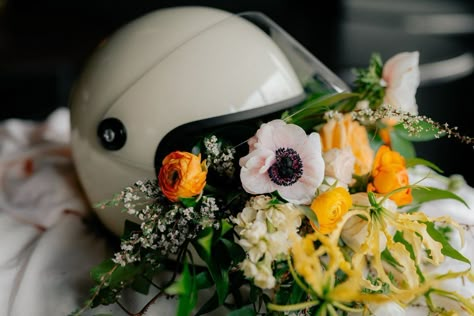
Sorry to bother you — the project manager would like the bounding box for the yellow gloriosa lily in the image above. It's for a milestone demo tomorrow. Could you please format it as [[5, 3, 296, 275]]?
[[282, 192, 472, 315]]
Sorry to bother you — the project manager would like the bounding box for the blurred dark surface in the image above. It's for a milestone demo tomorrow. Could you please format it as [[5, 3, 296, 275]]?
[[0, 0, 473, 184]]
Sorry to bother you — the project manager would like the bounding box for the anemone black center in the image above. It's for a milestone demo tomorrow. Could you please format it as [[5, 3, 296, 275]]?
[[268, 147, 303, 186]]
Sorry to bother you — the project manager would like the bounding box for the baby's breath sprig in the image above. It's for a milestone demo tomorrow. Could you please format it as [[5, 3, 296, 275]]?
[[113, 191, 220, 266], [203, 135, 236, 178], [352, 104, 474, 145]]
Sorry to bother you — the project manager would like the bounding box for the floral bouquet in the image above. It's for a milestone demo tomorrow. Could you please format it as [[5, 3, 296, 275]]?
[[72, 52, 474, 316]]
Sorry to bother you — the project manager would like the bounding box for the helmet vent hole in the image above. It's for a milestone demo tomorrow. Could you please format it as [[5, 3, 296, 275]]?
[[97, 118, 127, 150]]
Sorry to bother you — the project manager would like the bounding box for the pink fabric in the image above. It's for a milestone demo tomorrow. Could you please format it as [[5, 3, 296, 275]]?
[[0, 109, 178, 316]]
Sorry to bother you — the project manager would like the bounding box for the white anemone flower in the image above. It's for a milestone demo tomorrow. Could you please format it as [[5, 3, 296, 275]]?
[[239, 119, 324, 205]]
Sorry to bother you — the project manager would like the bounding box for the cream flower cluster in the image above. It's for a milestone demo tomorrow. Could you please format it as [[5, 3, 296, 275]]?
[[232, 195, 302, 289]]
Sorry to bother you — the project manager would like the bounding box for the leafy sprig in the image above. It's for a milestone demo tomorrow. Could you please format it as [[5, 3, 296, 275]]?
[[352, 53, 385, 109]]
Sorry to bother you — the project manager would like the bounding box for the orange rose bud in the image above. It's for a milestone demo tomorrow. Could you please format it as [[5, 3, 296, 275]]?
[[367, 145, 412, 206], [310, 187, 352, 234], [319, 114, 374, 175], [158, 151, 207, 202]]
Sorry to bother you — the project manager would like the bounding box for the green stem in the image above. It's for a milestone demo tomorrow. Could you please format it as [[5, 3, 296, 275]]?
[[267, 300, 319, 312], [287, 255, 314, 296], [327, 304, 339, 316], [428, 288, 474, 314], [332, 301, 364, 313]]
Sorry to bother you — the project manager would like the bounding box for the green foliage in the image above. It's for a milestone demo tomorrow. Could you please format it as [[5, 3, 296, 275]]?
[[189, 219, 249, 314], [228, 306, 256, 316], [166, 260, 198, 316], [424, 222, 470, 264], [352, 53, 385, 109], [393, 121, 444, 142], [88, 259, 142, 306], [381, 248, 402, 269], [367, 129, 384, 153], [180, 196, 198, 208], [405, 158, 443, 173], [196, 227, 214, 260], [298, 205, 319, 227], [411, 187, 469, 208], [393, 231, 425, 282], [282, 92, 359, 130], [74, 59, 474, 316], [389, 129, 416, 158], [362, 274, 391, 294]]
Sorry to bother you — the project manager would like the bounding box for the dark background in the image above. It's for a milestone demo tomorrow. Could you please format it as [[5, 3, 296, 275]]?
[[1, 0, 473, 184]]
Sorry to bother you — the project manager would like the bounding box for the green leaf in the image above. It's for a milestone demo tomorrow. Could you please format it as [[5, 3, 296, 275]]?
[[165, 260, 197, 316], [394, 121, 444, 142], [289, 281, 307, 305], [192, 236, 229, 305], [165, 262, 191, 296], [210, 261, 229, 305], [424, 222, 470, 264], [228, 306, 256, 316], [283, 92, 359, 127], [196, 227, 214, 260], [180, 197, 198, 208], [412, 187, 469, 208], [90, 259, 116, 283], [406, 158, 443, 173], [220, 238, 246, 263], [390, 130, 415, 158], [393, 231, 425, 282], [381, 248, 401, 268], [367, 130, 384, 153], [220, 219, 233, 237], [195, 271, 213, 290], [90, 259, 140, 288], [297, 205, 318, 226]]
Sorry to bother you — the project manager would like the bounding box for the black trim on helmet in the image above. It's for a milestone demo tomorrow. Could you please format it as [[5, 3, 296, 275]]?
[[153, 92, 306, 173]]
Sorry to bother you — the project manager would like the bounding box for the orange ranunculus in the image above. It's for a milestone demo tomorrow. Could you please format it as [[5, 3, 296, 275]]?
[[319, 114, 374, 175], [158, 151, 207, 202], [367, 145, 412, 206], [310, 187, 352, 234]]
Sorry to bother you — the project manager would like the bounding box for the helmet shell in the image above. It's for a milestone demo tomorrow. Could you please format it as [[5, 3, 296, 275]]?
[[70, 7, 305, 235]]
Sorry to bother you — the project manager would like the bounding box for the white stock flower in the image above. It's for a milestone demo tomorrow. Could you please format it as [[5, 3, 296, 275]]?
[[323, 147, 355, 185], [382, 51, 420, 114], [232, 195, 303, 289], [240, 257, 276, 289]]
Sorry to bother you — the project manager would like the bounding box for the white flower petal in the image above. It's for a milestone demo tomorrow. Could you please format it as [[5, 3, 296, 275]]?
[[382, 51, 420, 114]]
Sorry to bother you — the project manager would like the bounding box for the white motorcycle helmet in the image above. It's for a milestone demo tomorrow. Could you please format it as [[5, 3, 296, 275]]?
[[70, 6, 347, 235]]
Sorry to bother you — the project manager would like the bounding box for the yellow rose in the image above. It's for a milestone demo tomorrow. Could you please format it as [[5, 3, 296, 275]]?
[[367, 145, 412, 206], [319, 114, 374, 175], [158, 151, 207, 202], [310, 187, 352, 234]]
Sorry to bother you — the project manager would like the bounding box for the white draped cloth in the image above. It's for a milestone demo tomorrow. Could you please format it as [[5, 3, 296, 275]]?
[[0, 109, 472, 316]]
